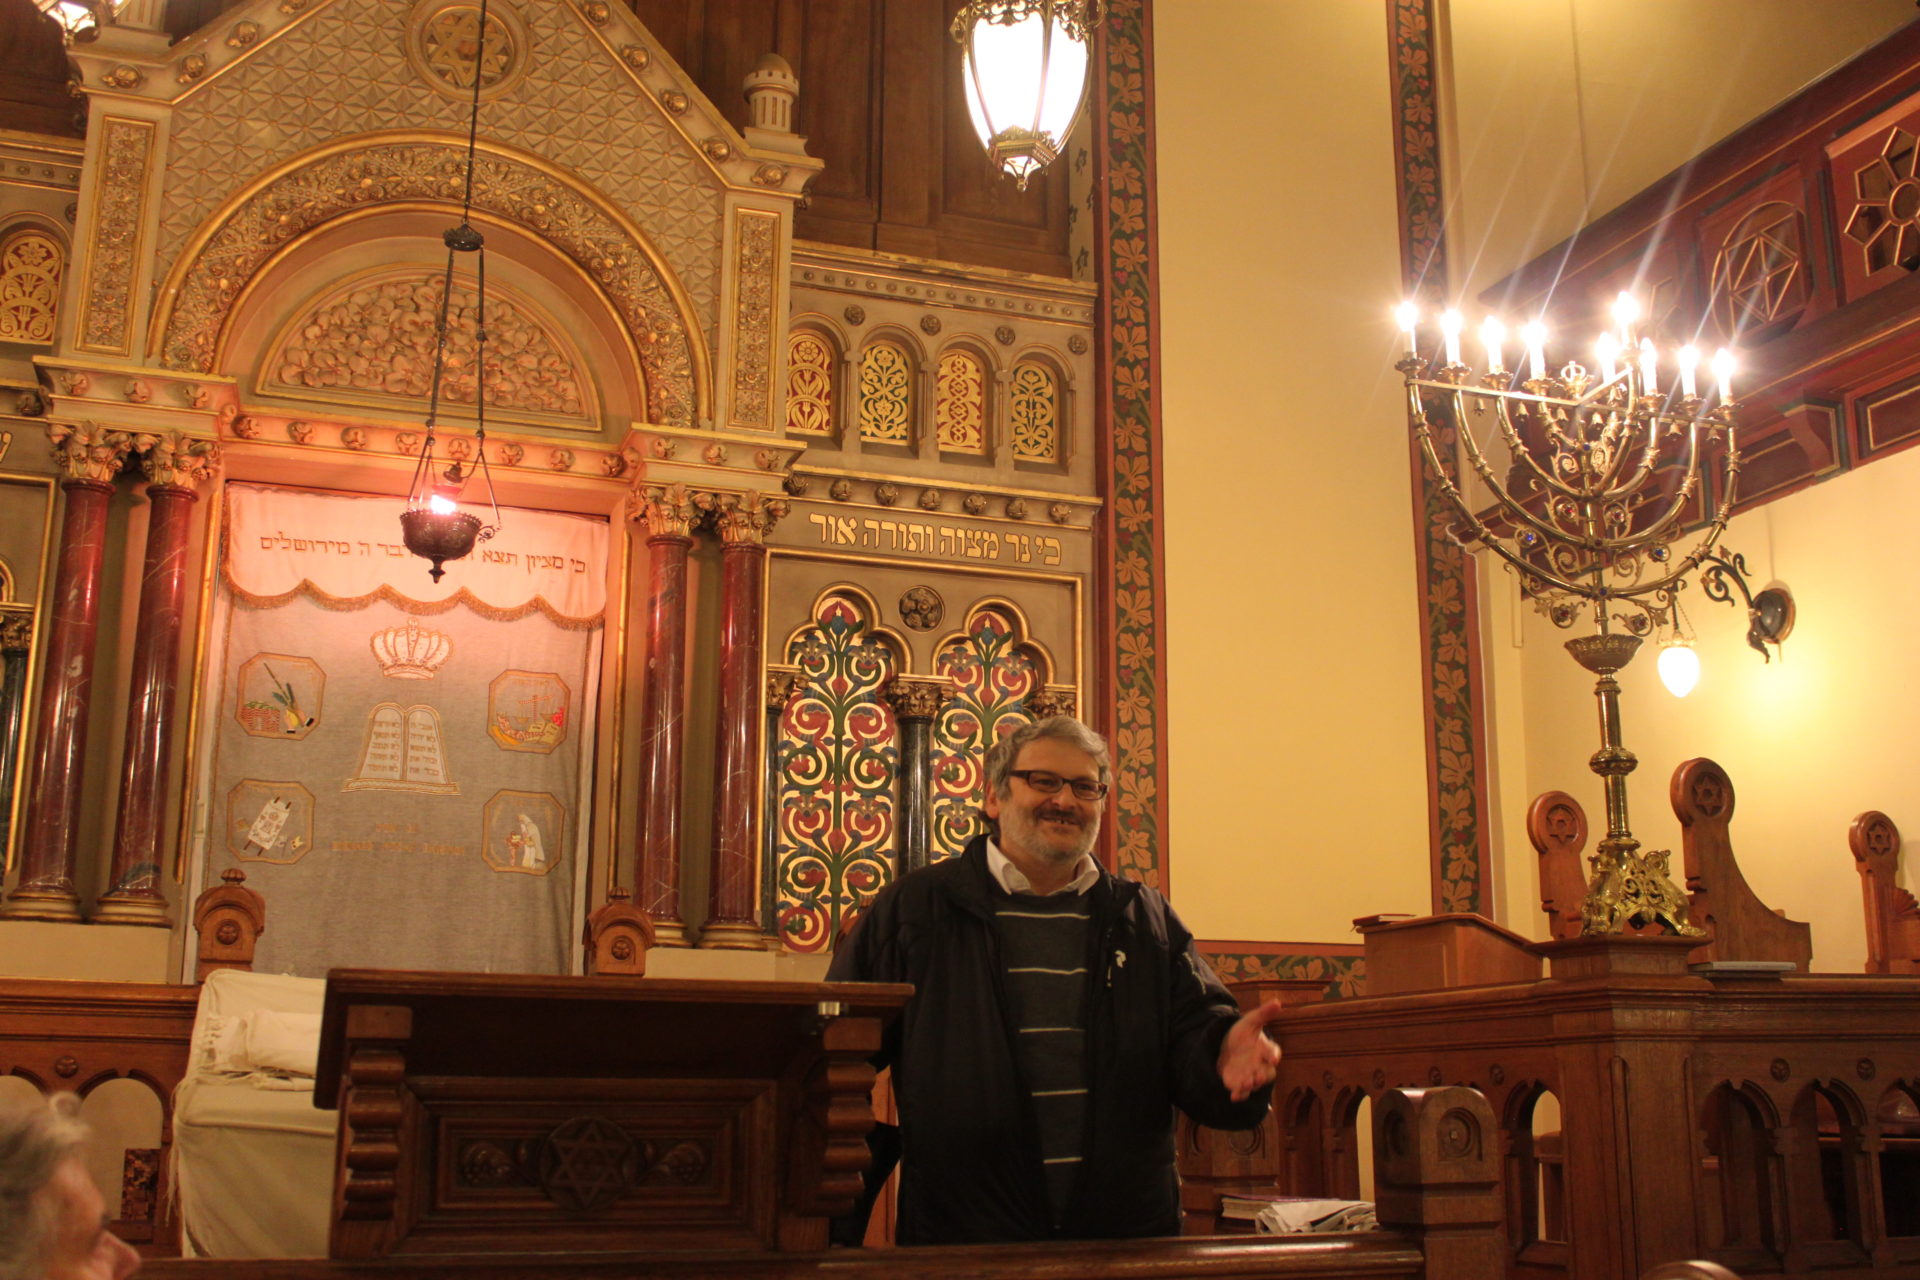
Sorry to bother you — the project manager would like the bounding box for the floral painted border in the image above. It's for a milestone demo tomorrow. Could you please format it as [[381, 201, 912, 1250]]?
[[1387, 0, 1492, 915], [1094, 0, 1168, 890], [1197, 941, 1367, 1001]]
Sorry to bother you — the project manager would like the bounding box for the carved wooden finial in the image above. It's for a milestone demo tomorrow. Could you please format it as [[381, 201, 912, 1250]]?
[[192, 867, 266, 982], [584, 887, 655, 976]]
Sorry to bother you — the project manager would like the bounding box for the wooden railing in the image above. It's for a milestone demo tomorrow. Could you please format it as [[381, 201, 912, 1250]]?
[[1181, 759, 1920, 1280]]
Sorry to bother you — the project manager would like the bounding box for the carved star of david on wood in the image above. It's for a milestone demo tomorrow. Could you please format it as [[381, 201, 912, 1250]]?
[[537, 1117, 638, 1213]]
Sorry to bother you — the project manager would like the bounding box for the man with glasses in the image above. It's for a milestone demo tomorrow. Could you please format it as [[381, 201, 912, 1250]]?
[[829, 715, 1282, 1245]]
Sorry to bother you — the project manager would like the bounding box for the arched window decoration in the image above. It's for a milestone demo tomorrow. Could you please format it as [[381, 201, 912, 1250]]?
[[934, 349, 988, 454], [1700, 1083, 1781, 1255], [0, 227, 65, 346], [857, 340, 913, 445], [1504, 1086, 1567, 1247], [929, 607, 1043, 862], [1787, 1082, 1867, 1246], [1010, 360, 1060, 462], [785, 330, 835, 436], [774, 594, 899, 953]]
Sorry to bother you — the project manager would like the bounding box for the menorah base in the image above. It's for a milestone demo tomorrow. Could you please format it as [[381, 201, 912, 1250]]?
[[1580, 837, 1705, 937]]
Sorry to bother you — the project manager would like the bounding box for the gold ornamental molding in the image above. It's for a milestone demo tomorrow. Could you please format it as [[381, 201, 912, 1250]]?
[[133, 429, 221, 489], [791, 244, 1097, 327], [880, 675, 953, 722], [630, 482, 700, 540], [764, 664, 807, 714], [0, 131, 85, 196], [727, 207, 781, 432], [47, 421, 136, 483], [32, 354, 237, 437], [75, 116, 156, 359], [699, 490, 788, 546], [783, 464, 1100, 531], [148, 131, 711, 431]]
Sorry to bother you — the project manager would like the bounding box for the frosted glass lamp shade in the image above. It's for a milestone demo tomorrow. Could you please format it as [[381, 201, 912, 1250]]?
[[953, 1, 1098, 188], [1658, 641, 1701, 698]]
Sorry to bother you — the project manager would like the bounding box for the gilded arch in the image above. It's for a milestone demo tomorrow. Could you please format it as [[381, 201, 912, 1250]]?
[[149, 131, 709, 428]]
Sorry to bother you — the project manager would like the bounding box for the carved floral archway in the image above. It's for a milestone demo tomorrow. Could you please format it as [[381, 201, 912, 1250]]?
[[149, 131, 709, 428]]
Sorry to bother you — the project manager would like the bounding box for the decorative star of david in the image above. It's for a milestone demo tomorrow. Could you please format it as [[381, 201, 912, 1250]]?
[[537, 1117, 638, 1213]]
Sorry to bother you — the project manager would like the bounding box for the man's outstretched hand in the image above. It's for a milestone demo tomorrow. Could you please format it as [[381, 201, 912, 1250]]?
[[1216, 998, 1284, 1102]]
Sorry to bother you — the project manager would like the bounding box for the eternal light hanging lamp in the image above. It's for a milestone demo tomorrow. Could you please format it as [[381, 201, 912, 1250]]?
[[951, 0, 1105, 189], [399, 0, 504, 582]]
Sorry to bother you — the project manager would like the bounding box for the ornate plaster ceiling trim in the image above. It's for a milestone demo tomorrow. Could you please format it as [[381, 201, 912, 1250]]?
[[563, 0, 823, 200], [147, 130, 710, 429], [783, 464, 1102, 529]]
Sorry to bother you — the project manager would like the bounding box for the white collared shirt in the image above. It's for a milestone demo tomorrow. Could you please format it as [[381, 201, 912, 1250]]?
[[986, 837, 1100, 896]]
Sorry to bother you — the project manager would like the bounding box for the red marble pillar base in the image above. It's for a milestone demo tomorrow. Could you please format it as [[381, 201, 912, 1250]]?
[[2, 477, 114, 922], [636, 524, 692, 947], [700, 535, 768, 951], [95, 482, 199, 926]]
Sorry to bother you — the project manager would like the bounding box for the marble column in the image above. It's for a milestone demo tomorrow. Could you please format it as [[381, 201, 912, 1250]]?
[[95, 432, 219, 925], [760, 666, 806, 944], [883, 677, 952, 876], [2, 423, 134, 921], [700, 493, 787, 950], [632, 484, 699, 947]]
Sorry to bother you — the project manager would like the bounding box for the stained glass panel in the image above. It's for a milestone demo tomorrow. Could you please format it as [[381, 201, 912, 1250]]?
[[775, 596, 899, 951], [930, 610, 1039, 862]]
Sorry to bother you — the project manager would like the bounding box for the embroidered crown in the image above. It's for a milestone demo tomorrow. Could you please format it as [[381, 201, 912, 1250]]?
[[370, 618, 451, 679]]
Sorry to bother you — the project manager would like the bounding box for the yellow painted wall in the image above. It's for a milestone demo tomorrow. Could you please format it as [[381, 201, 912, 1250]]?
[[1153, 3, 1430, 941]]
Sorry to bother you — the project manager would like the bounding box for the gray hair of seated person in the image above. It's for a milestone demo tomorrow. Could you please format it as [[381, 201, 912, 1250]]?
[[982, 715, 1112, 805], [0, 1093, 88, 1280]]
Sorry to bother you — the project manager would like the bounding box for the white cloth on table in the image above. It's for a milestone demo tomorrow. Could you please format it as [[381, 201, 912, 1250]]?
[[173, 969, 335, 1258]]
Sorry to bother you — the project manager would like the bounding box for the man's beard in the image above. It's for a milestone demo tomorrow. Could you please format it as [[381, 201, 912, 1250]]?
[[1002, 800, 1100, 865]]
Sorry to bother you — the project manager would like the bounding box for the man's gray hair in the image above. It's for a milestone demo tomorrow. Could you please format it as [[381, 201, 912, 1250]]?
[[982, 715, 1112, 802], [0, 1093, 88, 1280]]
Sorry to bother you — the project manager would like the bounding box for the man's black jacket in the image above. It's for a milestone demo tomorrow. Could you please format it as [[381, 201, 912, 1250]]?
[[825, 834, 1271, 1244]]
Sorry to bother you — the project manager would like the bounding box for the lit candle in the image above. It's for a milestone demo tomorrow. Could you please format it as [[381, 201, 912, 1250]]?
[[1712, 348, 1736, 401], [1394, 301, 1420, 357], [1521, 320, 1547, 381], [1638, 339, 1658, 394], [1595, 332, 1619, 382], [1678, 345, 1700, 397], [1612, 292, 1641, 344], [1480, 317, 1507, 374], [1440, 309, 1464, 366], [428, 494, 459, 515]]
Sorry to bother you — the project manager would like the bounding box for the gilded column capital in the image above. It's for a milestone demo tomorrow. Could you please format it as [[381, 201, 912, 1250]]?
[[764, 665, 807, 713], [47, 421, 134, 484], [133, 430, 221, 489], [1025, 684, 1079, 721], [0, 609, 33, 654], [883, 676, 953, 722], [699, 490, 790, 546], [630, 482, 699, 539]]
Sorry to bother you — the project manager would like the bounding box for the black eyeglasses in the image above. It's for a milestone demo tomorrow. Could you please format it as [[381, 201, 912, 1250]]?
[[1008, 770, 1109, 801]]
